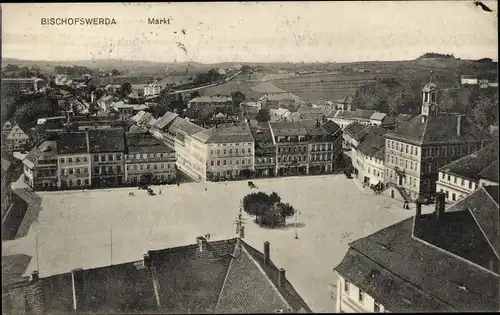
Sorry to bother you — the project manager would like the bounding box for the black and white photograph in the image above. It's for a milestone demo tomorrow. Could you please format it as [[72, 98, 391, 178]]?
[[1, 1, 499, 313]]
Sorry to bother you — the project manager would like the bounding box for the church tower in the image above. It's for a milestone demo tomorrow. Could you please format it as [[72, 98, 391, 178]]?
[[421, 71, 439, 123]]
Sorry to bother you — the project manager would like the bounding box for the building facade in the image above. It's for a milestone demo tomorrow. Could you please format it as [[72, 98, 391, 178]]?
[[57, 132, 91, 189], [5, 125, 31, 152], [327, 109, 376, 130], [436, 141, 498, 203], [23, 141, 59, 190], [1, 78, 44, 94], [144, 83, 162, 96], [124, 132, 177, 184], [383, 79, 494, 202], [334, 273, 386, 313], [88, 129, 125, 188], [250, 123, 276, 177], [187, 96, 234, 114], [1, 152, 14, 225]]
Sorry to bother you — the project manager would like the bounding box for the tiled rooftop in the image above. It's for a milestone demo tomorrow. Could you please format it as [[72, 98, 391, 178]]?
[[386, 113, 493, 145], [14, 238, 310, 314], [56, 132, 88, 155], [87, 129, 125, 153], [439, 141, 499, 181]]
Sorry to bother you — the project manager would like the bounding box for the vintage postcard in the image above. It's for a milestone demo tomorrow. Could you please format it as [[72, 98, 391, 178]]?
[[1, 2, 499, 314]]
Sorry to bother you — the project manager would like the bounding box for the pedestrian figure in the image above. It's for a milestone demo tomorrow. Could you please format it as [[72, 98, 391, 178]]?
[[205, 187, 207, 192], [177, 182, 180, 187], [159, 189, 162, 195]]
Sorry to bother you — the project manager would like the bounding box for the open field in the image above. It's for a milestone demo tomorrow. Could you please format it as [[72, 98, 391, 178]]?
[[272, 72, 389, 102], [2, 175, 433, 312]]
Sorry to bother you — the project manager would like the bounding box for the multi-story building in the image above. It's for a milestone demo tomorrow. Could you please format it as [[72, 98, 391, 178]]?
[[369, 112, 387, 126], [23, 141, 59, 190], [1, 77, 44, 95], [1, 151, 14, 226], [436, 141, 498, 203], [88, 129, 126, 188], [2, 238, 311, 314], [270, 121, 310, 176], [5, 124, 31, 152], [383, 78, 494, 202], [327, 109, 376, 130], [144, 83, 162, 96], [164, 117, 207, 181], [124, 132, 176, 184], [56, 132, 91, 189], [250, 122, 276, 177], [334, 188, 499, 313], [195, 122, 255, 181], [355, 127, 389, 186], [187, 96, 234, 114], [109, 101, 148, 117], [259, 93, 304, 110], [269, 119, 342, 176]]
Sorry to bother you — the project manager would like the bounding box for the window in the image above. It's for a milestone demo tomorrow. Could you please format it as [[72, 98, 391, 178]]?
[[445, 190, 449, 199], [84, 179, 89, 185], [101, 155, 106, 161], [117, 155, 121, 161], [68, 157, 73, 163], [210, 161, 214, 166], [60, 158, 65, 163], [69, 169, 74, 175], [453, 177, 457, 184], [229, 149, 232, 154], [236, 148, 239, 154], [223, 160, 227, 166], [344, 281, 349, 293], [431, 92, 436, 103], [161, 163, 165, 169], [452, 193, 456, 201], [133, 165, 138, 170], [447, 175, 450, 181], [147, 164, 151, 170], [217, 160, 221, 166], [248, 148, 251, 153], [76, 157, 81, 162], [358, 290, 364, 302], [217, 149, 220, 155], [117, 166, 121, 173], [374, 300, 381, 313], [223, 149, 226, 155], [468, 181, 472, 189], [154, 164, 158, 170], [94, 167, 99, 174]]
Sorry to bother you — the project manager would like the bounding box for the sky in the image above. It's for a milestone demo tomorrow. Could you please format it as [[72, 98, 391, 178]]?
[[1, 2, 498, 63]]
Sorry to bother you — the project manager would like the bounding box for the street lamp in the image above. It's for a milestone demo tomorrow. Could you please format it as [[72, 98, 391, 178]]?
[[294, 210, 300, 239]]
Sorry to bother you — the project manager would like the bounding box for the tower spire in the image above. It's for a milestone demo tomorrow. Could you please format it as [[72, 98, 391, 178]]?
[[429, 70, 434, 83]]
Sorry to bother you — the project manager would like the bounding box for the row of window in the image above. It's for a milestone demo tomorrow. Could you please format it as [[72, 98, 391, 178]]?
[[366, 166, 382, 178], [388, 155, 420, 172], [92, 154, 122, 162], [386, 169, 419, 188], [276, 136, 307, 143], [279, 146, 307, 153], [128, 174, 173, 182], [210, 142, 253, 147], [126, 162, 174, 171], [92, 165, 122, 175], [344, 281, 381, 312], [440, 173, 476, 190], [62, 179, 90, 187], [211, 148, 253, 156], [125, 152, 173, 159], [256, 157, 275, 164], [387, 140, 419, 156], [61, 168, 88, 176], [60, 156, 88, 164], [311, 143, 333, 151], [422, 144, 477, 158], [440, 189, 464, 202], [210, 158, 252, 167]]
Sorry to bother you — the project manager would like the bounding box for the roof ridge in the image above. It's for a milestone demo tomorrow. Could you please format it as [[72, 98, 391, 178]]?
[[465, 200, 500, 260], [347, 246, 457, 310], [240, 246, 290, 308]]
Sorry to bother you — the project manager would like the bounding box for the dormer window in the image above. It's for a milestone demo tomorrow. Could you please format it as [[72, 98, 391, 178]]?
[[423, 92, 429, 102], [431, 92, 436, 103]]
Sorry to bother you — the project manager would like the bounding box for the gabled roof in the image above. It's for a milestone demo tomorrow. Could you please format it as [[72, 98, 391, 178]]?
[[269, 121, 308, 137], [193, 124, 255, 144], [2, 254, 32, 287], [386, 113, 493, 145], [153, 112, 179, 130], [28, 238, 310, 314], [250, 124, 275, 149], [56, 132, 88, 155], [87, 129, 125, 153], [357, 129, 388, 158], [445, 186, 499, 257], [168, 117, 206, 136], [125, 132, 174, 154], [439, 141, 499, 181], [6, 124, 30, 140], [321, 120, 341, 135], [343, 121, 365, 139], [370, 112, 387, 121], [335, 216, 499, 312], [331, 109, 376, 120]]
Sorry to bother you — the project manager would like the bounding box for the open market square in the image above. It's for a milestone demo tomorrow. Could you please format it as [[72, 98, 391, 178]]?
[[2, 174, 433, 312]]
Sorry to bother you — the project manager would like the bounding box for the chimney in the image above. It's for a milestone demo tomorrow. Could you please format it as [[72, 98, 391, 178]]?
[[143, 253, 152, 269], [457, 115, 462, 136], [196, 236, 207, 252], [435, 191, 446, 220], [415, 201, 422, 219], [278, 268, 286, 287], [264, 241, 270, 265], [31, 270, 39, 282], [71, 268, 84, 311]]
